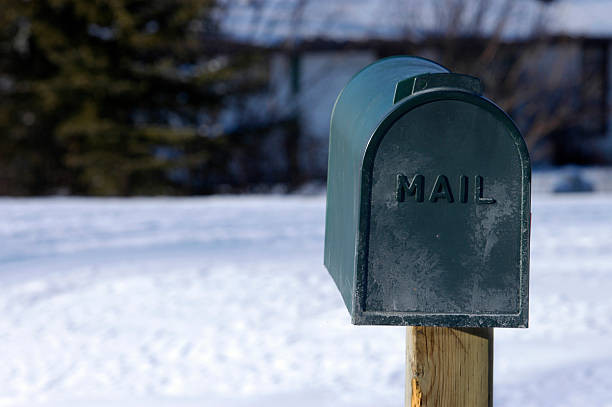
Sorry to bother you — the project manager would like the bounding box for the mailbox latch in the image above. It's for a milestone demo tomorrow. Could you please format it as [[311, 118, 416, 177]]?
[[393, 73, 483, 103]]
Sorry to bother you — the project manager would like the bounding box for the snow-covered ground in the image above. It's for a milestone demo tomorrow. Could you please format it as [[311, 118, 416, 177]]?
[[1, 195, 612, 406]]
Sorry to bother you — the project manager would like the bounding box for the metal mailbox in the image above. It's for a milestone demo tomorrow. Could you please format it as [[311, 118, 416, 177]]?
[[324, 56, 530, 327]]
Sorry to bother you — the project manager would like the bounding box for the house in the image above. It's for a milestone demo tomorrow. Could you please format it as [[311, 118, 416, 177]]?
[[221, 0, 612, 181]]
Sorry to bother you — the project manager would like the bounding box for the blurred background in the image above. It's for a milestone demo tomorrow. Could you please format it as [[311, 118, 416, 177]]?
[[2, 0, 612, 406], [2, 0, 612, 196]]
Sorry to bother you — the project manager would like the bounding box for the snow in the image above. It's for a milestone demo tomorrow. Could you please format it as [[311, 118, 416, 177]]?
[[220, 0, 546, 44], [1, 194, 612, 406], [220, 0, 612, 45], [550, 0, 612, 37]]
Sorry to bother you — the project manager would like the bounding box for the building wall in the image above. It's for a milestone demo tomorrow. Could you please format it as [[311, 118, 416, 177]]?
[[590, 41, 612, 162], [269, 50, 377, 179], [268, 41, 612, 181], [298, 51, 377, 178]]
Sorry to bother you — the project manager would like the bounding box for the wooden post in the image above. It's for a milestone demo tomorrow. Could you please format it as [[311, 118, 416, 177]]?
[[405, 327, 493, 407]]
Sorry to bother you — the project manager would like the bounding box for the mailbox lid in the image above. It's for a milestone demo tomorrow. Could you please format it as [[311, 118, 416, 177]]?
[[355, 89, 530, 327], [324, 56, 449, 314]]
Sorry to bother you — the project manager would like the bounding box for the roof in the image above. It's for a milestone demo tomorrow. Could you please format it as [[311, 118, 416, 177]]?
[[549, 0, 612, 37], [218, 0, 612, 45]]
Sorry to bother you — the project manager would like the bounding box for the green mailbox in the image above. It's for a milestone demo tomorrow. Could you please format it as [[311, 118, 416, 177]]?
[[324, 56, 530, 327]]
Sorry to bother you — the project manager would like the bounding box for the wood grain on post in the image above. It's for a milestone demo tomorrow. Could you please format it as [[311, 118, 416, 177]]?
[[405, 326, 493, 407]]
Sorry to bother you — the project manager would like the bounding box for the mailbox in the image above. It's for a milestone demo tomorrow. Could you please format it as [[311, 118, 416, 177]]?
[[324, 56, 530, 327]]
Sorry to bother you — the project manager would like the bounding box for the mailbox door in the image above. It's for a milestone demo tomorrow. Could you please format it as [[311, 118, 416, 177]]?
[[355, 90, 530, 327]]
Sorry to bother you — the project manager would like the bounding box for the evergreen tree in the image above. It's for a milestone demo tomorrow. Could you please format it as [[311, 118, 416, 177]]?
[[0, 0, 264, 195]]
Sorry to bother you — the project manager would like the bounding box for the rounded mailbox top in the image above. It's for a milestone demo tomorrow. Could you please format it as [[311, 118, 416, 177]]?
[[330, 56, 449, 162]]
